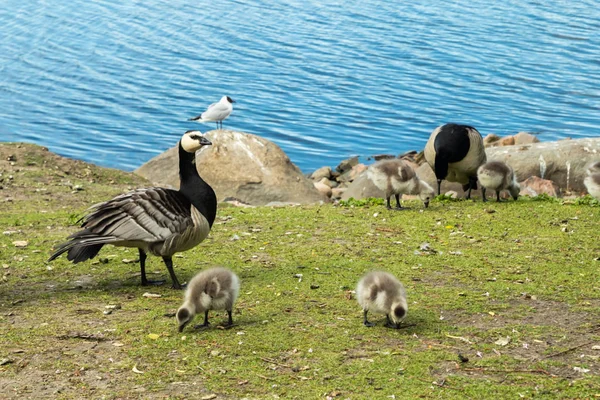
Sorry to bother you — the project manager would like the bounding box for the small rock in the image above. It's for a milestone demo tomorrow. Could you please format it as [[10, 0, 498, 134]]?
[[519, 176, 561, 198], [514, 132, 540, 145], [313, 181, 332, 198], [12, 241, 28, 248], [500, 136, 515, 146], [310, 166, 332, 181], [142, 292, 161, 298], [310, 284, 320, 289], [483, 133, 501, 147], [336, 156, 359, 173]]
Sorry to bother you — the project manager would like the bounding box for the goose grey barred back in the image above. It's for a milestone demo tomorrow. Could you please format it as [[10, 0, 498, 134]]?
[[367, 159, 434, 209], [586, 161, 600, 176], [176, 267, 240, 332], [356, 271, 408, 329], [477, 161, 520, 202], [48, 130, 217, 289], [584, 160, 600, 200], [189, 96, 236, 129], [424, 123, 487, 199]]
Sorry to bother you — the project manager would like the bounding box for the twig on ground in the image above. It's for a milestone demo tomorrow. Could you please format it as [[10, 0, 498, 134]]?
[[57, 332, 109, 341], [461, 367, 554, 376], [545, 340, 597, 359], [260, 357, 291, 368]]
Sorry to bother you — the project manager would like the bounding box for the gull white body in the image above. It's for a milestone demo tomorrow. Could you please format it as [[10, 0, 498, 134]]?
[[189, 96, 235, 128]]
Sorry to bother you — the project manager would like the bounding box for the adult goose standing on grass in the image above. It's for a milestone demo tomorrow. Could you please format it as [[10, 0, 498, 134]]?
[[48, 130, 217, 289], [189, 96, 235, 129], [424, 123, 487, 199]]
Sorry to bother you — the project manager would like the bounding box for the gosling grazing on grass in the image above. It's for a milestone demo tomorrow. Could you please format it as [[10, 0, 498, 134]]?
[[356, 271, 407, 329], [189, 96, 235, 129], [367, 159, 434, 209], [48, 131, 217, 289], [424, 123, 487, 199], [584, 161, 600, 200], [477, 161, 520, 202], [177, 267, 240, 332]]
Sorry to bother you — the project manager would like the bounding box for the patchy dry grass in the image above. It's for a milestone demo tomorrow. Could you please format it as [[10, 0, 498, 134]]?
[[1, 143, 600, 399]]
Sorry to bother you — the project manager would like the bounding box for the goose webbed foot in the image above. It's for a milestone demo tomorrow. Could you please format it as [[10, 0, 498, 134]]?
[[385, 314, 401, 329], [363, 310, 375, 327], [141, 278, 167, 286], [193, 322, 211, 330]]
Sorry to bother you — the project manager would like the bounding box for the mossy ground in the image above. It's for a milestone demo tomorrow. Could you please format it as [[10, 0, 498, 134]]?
[[1, 143, 600, 399]]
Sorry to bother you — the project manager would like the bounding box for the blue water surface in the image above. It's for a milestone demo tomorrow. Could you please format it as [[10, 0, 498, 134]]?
[[1, 0, 599, 172]]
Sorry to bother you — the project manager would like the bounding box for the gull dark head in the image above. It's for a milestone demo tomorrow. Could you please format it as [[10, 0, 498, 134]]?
[[181, 130, 212, 153], [226, 96, 236, 104]]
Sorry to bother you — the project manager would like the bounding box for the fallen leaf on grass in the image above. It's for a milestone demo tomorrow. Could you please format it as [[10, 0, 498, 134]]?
[[142, 292, 161, 298], [201, 395, 217, 400], [112, 342, 125, 347], [132, 365, 144, 374], [12, 241, 28, 248], [148, 333, 160, 340], [495, 337, 511, 346]]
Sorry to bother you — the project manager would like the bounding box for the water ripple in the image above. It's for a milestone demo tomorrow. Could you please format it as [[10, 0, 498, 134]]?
[[1, 0, 599, 172]]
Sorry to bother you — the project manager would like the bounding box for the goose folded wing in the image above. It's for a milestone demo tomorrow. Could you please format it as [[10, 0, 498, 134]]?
[[78, 188, 193, 242]]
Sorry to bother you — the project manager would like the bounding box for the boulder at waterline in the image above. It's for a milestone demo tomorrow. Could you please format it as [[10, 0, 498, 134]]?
[[135, 130, 327, 206]]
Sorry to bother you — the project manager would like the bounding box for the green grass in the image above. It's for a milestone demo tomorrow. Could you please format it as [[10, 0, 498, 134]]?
[[1, 155, 600, 398]]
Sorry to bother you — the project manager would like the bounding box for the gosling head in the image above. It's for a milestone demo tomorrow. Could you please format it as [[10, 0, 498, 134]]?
[[586, 161, 600, 176], [508, 182, 521, 200], [181, 130, 212, 153], [176, 305, 195, 333], [389, 301, 408, 327], [418, 181, 435, 208]]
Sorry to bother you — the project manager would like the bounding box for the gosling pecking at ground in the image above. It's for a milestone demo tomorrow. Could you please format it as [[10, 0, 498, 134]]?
[[176, 267, 240, 332], [48, 130, 217, 289], [356, 271, 408, 329], [424, 123, 487, 199], [189, 96, 235, 129], [367, 158, 434, 209], [584, 160, 600, 200], [477, 161, 520, 202]]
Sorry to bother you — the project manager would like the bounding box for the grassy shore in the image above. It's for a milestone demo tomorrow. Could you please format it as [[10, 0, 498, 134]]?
[[1, 143, 600, 399]]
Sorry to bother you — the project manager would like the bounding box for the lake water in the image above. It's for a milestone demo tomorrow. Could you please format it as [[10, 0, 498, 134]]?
[[1, 0, 599, 173]]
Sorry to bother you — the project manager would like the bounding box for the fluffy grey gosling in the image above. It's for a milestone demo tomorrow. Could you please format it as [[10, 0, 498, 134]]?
[[177, 267, 240, 332], [584, 161, 600, 200], [477, 161, 520, 202], [424, 123, 487, 199], [367, 159, 435, 209], [356, 271, 408, 329]]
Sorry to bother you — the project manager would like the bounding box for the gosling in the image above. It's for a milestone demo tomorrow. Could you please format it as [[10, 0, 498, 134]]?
[[477, 161, 520, 202], [176, 267, 240, 332], [367, 158, 435, 209], [356, 271, 408, 329]]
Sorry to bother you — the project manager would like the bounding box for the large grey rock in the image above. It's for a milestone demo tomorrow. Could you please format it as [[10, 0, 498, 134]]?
[[340, 171, 383, 200], [135, 130, 326, 205], [486, 138, 600, 193]]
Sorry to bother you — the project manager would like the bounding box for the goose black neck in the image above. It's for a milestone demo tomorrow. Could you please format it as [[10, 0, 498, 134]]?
[[178, 142, 217, 227]]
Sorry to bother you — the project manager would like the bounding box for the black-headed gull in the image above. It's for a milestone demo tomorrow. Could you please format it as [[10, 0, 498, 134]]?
[[189, 96, 236, 129]]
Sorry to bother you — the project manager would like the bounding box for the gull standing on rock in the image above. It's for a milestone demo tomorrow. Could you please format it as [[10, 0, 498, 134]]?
[[189, 96, 236, 129]]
